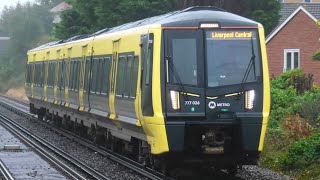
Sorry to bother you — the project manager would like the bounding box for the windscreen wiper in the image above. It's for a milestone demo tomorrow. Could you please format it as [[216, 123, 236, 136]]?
[[167, 56, 189, 101], [241, 37, 256, 84]]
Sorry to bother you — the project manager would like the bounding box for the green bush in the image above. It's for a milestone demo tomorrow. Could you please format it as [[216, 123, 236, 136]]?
[[271, 69, 303, 89], [279, 131, 320, 169], [262, 69, 320, 178], [269, 84, 298, 128], [312, 51, 320, 61], [295, 89, 320, 127], [268, 69, 316, 128]]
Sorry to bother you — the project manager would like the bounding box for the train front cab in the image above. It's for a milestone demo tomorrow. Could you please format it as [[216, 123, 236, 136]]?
[[162, 24, 270, 167]]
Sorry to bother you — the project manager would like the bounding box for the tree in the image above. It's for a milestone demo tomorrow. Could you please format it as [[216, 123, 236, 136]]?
[[54, 0, 280, 39], [53, 9, 90, 39], [246, 0, 280, 35], [36, 0, 64, 6], [53, 0, 176, 39], [175, 0, 280, 35], [0, 2, 55, 91]]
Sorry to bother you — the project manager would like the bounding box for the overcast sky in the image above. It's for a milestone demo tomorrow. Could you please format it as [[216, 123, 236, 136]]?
[[0, 0, 35, 14]]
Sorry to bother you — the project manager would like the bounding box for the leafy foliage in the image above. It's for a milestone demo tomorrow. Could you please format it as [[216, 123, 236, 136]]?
[[246, 0, 280, 35], [269, 86, 297, 128], [54, 0, 280, 39], [312, 51, 320, 61], [279, 131, 320, 168], [0, 2, 57, 91], [268, 69, 304, 128], [261, 69, 320, 178], [271, 69, 304, 89], [295, 90, 320, 127], [281, 114, 312, 142], [53, 9, 90, 39]]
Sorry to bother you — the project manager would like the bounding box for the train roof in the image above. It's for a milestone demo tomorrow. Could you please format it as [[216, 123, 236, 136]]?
[[29, 6, 259, 52]]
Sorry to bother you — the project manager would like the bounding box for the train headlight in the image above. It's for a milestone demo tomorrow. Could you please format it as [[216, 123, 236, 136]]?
[[245, 90, 255, 111], [170, 90, 180, 111]]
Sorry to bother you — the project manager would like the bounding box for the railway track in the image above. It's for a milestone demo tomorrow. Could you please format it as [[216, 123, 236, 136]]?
[[0, 95, 166, 180], [0, 110, 109, 180], [0, 159, 14, 180]]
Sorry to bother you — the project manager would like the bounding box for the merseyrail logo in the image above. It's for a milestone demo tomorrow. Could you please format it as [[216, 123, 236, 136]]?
[[211, 32, 253, 39], [208, 101, 216, 109]]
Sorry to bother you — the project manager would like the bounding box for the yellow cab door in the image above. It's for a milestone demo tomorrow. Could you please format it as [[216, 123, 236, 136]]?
[[109, 39, 120, 121]]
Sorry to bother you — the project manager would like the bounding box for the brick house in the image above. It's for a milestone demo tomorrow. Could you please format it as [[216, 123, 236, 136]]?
[[266, 5, 320, 84]]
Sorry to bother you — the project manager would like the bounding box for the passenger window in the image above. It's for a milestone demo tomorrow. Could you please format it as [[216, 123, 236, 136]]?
[[130, 56, 139, 98], [66, 61, 71, 90], [48, 63, 50, 87], [75, 61, 80, 91], [58, 62, 62, 89], [69, 61, 74, 90], [96, 58, 103, 94], [50, 63, 53, 87], [47, 63, 50, 87], [34, 65, 37, 86], [124, 56, 133, 97], [91, 58, 99, 93], [84, 59, 91, 92], [116, 56, 126, 96], [72, 61, 77, 91], [36, 65, 38, 86], [62, 61, 66, 89], [101, 57, 111, 94], [40, 63, 42, 86], [73, 61, 76, 90], [37, 64, 39, 86], [52, 63, 54, 87], [41, 63, 44, 87]]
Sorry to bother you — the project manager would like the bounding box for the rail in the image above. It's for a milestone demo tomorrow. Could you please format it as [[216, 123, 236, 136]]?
[[0, 95, 167, 180], [0, 159, 14, 180], [0, 111, 109, 180]]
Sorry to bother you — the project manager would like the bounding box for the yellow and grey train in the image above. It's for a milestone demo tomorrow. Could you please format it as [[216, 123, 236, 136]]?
[[26, 7, 270, 173]]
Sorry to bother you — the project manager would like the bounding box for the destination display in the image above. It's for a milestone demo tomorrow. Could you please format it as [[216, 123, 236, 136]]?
[[210, 31, 255, 39]]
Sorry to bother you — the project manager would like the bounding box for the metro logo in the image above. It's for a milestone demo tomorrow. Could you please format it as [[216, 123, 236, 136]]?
[[208, 101, 231, 109], [216, 103, 230, 107]]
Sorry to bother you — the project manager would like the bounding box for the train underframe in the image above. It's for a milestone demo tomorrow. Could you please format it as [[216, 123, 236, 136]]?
[[29, 98, 260, 175]]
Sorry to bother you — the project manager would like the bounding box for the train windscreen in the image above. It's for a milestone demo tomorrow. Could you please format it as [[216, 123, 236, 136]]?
[[206, 30, 261, 87]]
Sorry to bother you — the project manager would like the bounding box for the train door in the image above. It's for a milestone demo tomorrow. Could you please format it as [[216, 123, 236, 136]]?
[[53, 59, 59, 104], [44, 52, 50, 101], [64, 48, 72, 107], [79, 45, 87, 111], [109, 39, 120, 120], [164, 30, 206, 117], [55, 49, 62, 104]]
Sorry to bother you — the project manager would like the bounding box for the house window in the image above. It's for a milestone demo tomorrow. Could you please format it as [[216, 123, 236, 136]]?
[[284, 49, 299, 72], [304, 0, 311, 2]]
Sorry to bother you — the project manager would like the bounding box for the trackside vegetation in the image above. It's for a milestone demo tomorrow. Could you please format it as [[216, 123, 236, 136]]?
[[0, 0, 280, 93], [0, 0, 63, 92], [261, 69, 320, 179]]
